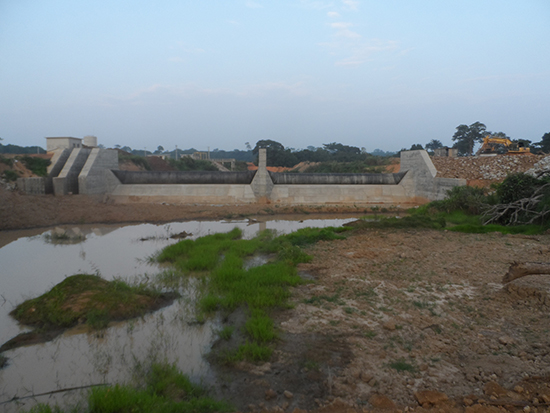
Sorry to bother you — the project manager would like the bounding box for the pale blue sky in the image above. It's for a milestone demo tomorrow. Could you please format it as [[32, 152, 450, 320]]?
[[1, 0, 549, 152]]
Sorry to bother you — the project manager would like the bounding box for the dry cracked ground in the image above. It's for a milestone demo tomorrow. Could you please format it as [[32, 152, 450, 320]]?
[[237, 227, 550, 413]]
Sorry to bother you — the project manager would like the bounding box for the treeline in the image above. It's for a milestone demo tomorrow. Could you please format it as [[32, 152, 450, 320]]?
[[251, 140, 396, 168], [0, 143, 46, 154]]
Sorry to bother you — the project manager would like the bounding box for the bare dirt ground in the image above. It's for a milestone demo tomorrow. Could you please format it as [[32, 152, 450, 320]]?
[[209, 227, 550, 413]]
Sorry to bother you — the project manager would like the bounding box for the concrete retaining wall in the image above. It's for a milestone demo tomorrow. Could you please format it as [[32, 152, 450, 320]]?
[[16, 177, 46, 195]]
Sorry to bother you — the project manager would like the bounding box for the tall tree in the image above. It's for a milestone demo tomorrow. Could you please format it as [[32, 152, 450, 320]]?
[[253, 139, 298, 167], [452, 122, 487, 156], [532, 132, 550, 154], [425, 139, 443, 152]]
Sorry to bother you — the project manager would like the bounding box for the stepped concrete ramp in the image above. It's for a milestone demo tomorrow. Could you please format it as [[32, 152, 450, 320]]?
[[52, 148, 92, 195]]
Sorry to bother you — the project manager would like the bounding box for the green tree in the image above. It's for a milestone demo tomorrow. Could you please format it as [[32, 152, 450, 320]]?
[[252, 140, 298, 167], [452, 122, 486, 156], [322, 142, 362, 162], [533, 132, 550, 153], [425, 139, 443, 152], [409, 143, 424, 150]]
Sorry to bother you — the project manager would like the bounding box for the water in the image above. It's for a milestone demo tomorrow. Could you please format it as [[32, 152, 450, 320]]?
[[0, 216, 358, 411]]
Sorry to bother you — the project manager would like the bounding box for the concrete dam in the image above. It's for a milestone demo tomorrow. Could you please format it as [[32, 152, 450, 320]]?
[[17, 148, 465, 206]]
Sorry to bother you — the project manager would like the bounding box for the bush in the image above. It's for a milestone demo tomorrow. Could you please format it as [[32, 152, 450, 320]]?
[[2, 169, 18, 181], [119, 154, 151, 170], [429, 185, 487, 215], [496, 173, 548, 204], [19, 156, 50, 177], [168, 157, 218, 171]]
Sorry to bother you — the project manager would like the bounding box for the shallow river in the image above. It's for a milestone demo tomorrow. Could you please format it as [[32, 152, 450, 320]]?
[[0, 215, 359, 411]]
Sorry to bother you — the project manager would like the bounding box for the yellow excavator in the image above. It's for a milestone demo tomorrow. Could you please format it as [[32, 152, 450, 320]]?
[[477, 136, 532, 156]]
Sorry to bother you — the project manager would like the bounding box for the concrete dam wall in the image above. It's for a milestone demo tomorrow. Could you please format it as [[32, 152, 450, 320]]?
[[112, 170, 256, 185], [17, 147, 466, 206], [269, 172, 406, 185], [107, 149, 465, 206]]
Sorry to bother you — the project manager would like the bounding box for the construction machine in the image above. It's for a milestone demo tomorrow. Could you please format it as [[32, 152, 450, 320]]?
[[476, 136, 531, 156]]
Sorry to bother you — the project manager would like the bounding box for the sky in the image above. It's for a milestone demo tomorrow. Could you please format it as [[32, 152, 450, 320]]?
[[1, 0, 549, 153]]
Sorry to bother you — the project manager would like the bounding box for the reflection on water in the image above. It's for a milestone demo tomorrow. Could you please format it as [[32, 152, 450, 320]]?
[[0, 215, 359, 411]]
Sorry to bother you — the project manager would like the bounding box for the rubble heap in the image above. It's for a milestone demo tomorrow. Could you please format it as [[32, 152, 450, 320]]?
[[432, 155, 546, 186]]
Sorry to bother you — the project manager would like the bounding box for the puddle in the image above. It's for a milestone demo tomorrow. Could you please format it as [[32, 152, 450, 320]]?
[[0, 215, 359, 411]]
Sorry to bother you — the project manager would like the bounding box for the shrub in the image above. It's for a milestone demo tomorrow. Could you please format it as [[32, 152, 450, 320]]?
[[496, 173, 545, 204], [429, 185, 487, 215], [19, 156, 50, 177], [2, 169, 18, 181]]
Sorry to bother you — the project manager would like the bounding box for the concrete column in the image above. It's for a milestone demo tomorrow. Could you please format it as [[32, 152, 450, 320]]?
[[250, 148, 274, 202]]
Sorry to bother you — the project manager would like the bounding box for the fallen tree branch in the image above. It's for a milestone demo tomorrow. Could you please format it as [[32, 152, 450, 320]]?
[[503, 261, 550, 284], [482, 183, 550, 226]]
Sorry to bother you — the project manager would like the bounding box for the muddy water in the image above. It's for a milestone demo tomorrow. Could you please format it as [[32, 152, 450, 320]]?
[[0, 215, 359, 411]]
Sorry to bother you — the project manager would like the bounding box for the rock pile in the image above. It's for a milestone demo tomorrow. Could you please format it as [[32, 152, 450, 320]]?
[[432, 155, 546, 186], [526, 156, 550, 178]]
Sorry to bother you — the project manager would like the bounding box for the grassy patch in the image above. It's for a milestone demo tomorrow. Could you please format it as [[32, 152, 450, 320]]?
[[364, 329, 377, 339], [10, 274, 175, 331], [30, 362, 233, 413], [388, 358, 416, 373], [357, 214, 446, 230], [218, 326, 234, 340], [157, 226, 348, 363]]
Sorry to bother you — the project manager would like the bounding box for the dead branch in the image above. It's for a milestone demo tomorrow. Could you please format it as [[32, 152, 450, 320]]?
[[503, 261, 550, 284], [482, 183, 550, 226]]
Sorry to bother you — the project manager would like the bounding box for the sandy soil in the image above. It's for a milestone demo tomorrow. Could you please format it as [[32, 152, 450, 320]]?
[[1, 188, 550, 412]]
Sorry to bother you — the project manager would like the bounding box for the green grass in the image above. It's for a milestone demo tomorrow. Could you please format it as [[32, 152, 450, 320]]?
[[11, 274, 169, 330], [245, 309, 277, 342], [358, 214, 446, 230], [388, 358, 416, 373], [364, 330, 377, 339], [218, 326, 234, 340], [28, 363, 233, 413], [157, 226, 349, 363], [221, 342, 273, 363]]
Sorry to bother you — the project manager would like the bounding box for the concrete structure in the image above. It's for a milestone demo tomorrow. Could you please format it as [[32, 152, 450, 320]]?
[[46, 137, 82, 152], [17, 146, 465, 205], [107, 149, 465, 205], [78, 147, 119, 194], [16, 177, 46, 195], [434, 147, 458, 158], [17, 143, 118, 195], [83, 135, 98, 147]]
